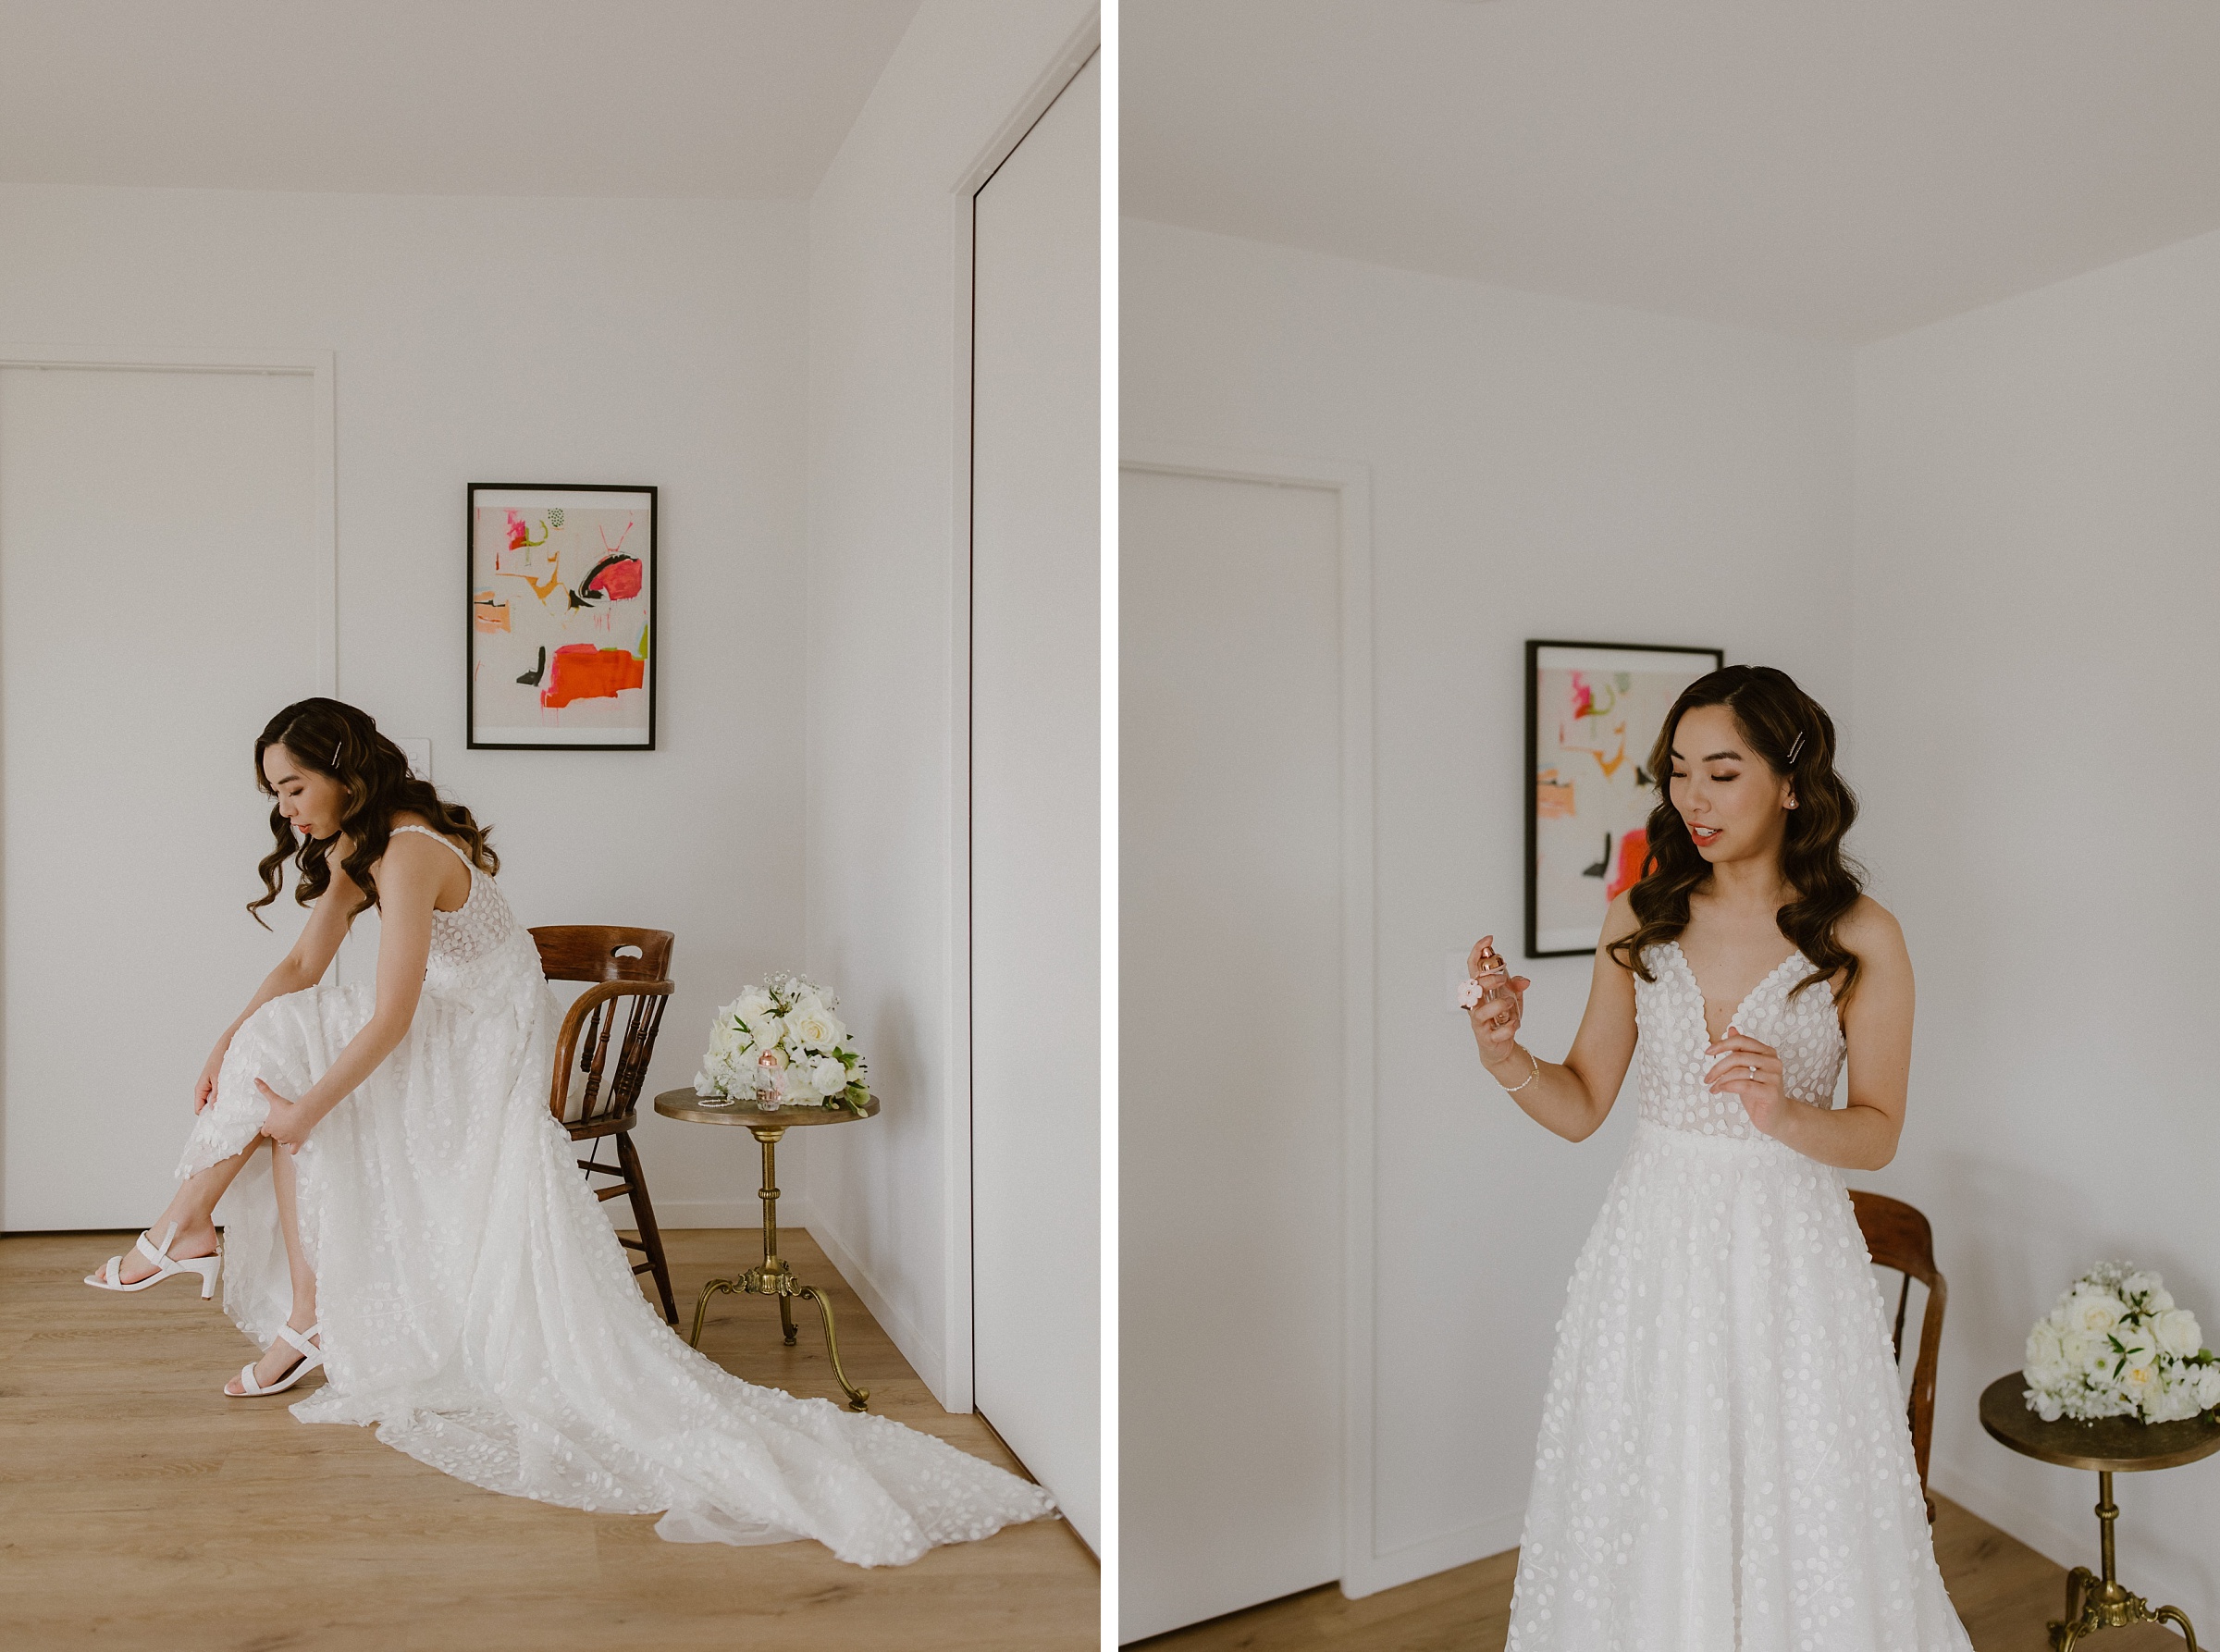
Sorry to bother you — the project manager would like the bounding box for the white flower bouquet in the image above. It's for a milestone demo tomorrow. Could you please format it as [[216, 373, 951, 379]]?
[[693, 971, 871, 1116], [2023, 1262, 2220, 1424]]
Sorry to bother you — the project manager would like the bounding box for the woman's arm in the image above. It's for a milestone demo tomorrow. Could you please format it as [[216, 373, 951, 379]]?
[[193, 858, 366, 1111], [256, 834, 443, 1149], [1468, 892, 1643, 1142], [1708, 896, 1912, 1172]]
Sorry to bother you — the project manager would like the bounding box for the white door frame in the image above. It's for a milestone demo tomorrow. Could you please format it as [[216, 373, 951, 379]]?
[[941, 8, 1100, 1415], [0, 344, 338, 698], [1117, 441, 1382, 1598]]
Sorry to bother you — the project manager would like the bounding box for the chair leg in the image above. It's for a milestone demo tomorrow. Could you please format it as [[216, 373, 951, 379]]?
[[616, 1130, 678, 1325]]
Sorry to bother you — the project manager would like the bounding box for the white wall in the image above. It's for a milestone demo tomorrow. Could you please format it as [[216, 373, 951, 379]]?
[[801, 0, 1096, 1410], [0, 181, 808, 1227], [1854, 229, 2220, 1624], [1123, 218, 1857, 1587]]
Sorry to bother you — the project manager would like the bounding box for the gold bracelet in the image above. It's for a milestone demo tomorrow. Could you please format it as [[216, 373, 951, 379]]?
[[1498, 1047, 1540, 1093]]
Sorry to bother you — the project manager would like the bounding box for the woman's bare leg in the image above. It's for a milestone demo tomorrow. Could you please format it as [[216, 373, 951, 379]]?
[[226, 1140, 319, 1393], [102, 1142, 256, 1285]]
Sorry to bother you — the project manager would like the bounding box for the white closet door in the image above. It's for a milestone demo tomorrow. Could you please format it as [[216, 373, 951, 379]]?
[[1120, 468, 1344, 1641], [1, 365, 319, 1230], [970, 53, 1101, 1550]]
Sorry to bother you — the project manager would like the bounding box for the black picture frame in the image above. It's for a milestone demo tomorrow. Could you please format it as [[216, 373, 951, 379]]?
[[1523, 638, 1724, 959], [467, 483, 658, 751]]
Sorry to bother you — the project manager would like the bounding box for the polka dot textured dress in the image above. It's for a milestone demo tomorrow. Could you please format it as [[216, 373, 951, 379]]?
[[1503, 943, 1973, 1651]]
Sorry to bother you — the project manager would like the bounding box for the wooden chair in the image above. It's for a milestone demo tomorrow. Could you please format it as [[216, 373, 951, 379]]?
[[1849, 1189, 1947, 1523], [531, 925, 679, 1325]]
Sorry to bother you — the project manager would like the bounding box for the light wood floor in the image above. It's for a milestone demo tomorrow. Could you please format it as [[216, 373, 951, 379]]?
[[1132, 1496, 2185, 1650], [0, 1227, 1096, 1651]]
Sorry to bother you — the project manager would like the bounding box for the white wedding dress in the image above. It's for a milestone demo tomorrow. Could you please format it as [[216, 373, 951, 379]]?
[[177, 825, 1055, 1565], [1504, 941, 1973, 1650]]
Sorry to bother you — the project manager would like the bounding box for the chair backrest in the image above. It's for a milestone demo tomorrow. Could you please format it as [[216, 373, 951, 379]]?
[[531, 926, 676, 1131], [1848, 1188, 1947, 1522], [530, 924, 673, 982]]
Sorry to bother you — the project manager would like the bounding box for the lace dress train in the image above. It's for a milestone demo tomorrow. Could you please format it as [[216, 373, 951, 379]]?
[[1503, 943, 1972, 1651], [175, 826, 1054, 1565]]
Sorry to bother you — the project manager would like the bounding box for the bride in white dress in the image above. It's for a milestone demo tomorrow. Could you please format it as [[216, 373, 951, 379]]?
[[1467, 666, 1972, 1649], [84, 697, 1054, 1566]]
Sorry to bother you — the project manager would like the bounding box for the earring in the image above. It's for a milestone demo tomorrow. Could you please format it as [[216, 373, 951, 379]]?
[[1785, 797, 1798, 809]]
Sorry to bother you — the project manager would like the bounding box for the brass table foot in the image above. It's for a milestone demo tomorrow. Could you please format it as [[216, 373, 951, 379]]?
[[686, 1271, 870, 1412], [2049, 1574, 2201, 1648]]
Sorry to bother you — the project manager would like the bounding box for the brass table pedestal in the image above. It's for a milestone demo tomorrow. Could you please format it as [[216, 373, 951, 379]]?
[[653, 1089, 881, 1412], [1980, 1372, 2220, 1649]]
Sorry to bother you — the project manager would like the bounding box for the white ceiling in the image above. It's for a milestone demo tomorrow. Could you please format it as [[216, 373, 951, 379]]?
[[1124, 0, 2220, 342], [0, 1, 922, 199]]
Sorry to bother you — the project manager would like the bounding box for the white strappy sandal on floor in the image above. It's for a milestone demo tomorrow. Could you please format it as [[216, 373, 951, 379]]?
[[227, 1322, 323, 1397], [84, 1222, 221, 1298]]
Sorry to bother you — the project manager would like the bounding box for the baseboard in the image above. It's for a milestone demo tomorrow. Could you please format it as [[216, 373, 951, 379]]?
[[807, 1212, 949, 1411], [645, 1198, 820, 1231], [1928, 1461, 2086, 1574], [1342, 1508, 1525, 1599]]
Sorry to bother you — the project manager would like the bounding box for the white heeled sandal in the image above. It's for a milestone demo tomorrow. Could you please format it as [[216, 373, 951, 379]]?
[[227, 1322, 323, 1397], [85, 1222, 222, 1299]]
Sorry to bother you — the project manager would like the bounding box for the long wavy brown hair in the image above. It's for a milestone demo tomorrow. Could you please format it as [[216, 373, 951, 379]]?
[[248, 698, 499, 927], [1604, 665, 1866, 1008]]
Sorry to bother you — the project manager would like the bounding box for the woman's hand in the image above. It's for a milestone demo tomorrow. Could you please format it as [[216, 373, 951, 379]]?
[[1463, 934, 1533, 1076], [193, 1043, 229, 1114], [1704, 1026, 1789, 1134], [255, 1079, 314, 1154]]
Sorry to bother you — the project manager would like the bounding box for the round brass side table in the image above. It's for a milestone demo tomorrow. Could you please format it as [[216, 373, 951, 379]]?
[[1980, 1371, 2220, 1649], [653, 1088, 881, 1412]]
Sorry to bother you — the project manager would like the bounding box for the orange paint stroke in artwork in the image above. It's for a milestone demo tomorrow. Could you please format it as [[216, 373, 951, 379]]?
[[1589, 733, 1628, 780], [1605, 828, 1649, 901], [473, 590, 510, 634], [1536, 767, 1576, 820], [500, 549, 564, 606], [542, 643, 645, 709]]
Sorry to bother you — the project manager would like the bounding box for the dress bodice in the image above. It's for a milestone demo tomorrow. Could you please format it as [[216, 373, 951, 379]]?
[[388, 824, 540, 993], [1633, 940, 1844, 1138]]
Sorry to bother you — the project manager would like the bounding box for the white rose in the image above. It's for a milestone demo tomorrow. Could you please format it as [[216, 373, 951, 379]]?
[[707, 1017, 750, 1061], [2067, 1289, 2127, 1337], [2153, 1309, 2203, 1360], [810, 1055, 847, 1096], [785, 995, 846, 1052], [2027, 1319, 2066, 1373], [2194, 1365, 2220, 1408]]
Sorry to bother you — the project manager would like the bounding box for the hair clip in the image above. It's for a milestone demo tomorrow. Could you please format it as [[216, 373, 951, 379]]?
[[1785, 731, 1806, 765]]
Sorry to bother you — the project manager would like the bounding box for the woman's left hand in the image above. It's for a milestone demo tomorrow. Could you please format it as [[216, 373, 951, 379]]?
[[1704, 1026, 1789, 1135], [256, 1079, 314, 1154]]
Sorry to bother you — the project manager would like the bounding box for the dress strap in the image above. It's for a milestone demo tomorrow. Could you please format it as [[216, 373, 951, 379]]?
[[389, 822, 474, 869]]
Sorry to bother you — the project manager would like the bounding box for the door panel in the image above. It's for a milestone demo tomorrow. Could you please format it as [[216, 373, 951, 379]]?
[[1119, 467, 1343, 1640], [1, 364, 319, 1229], [970, 53, 1102, 1549]]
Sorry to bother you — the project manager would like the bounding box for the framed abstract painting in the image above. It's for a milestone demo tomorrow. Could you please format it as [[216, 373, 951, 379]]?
[[1524, 639, 1722, 957], [468, 484, 656, 750]]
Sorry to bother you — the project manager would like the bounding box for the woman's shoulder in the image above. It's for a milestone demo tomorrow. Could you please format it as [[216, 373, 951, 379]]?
[[1833, 893, 1904, 954]]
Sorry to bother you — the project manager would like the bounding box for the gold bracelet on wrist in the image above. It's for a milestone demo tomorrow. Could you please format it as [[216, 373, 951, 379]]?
[[1498, 1046, 1540, 1093]]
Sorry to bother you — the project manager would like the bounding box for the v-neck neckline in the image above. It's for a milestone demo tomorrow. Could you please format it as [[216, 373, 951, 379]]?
[[1667, 939, 1805, 1045]]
